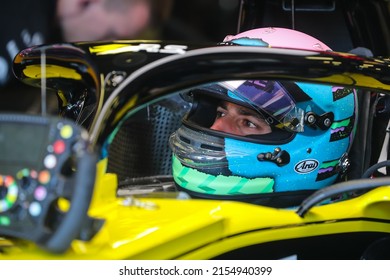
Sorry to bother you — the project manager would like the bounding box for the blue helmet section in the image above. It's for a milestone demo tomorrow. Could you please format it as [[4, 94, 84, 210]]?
[[224, 83, 356, 192]]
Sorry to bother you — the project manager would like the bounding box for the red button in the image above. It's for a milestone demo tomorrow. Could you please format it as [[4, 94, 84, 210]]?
[[53, 140, 66, 154]]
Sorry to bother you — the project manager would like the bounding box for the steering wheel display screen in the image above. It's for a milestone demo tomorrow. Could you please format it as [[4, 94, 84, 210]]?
[[0, 122, 48, 174]]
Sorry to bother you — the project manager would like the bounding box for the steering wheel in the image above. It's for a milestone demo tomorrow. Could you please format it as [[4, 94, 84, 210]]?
[[0, 114, 97, 253]]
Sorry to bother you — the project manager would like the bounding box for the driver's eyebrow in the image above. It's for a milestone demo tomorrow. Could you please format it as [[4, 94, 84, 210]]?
[[218, 101, 265, 120], [237, 106, 265, 120], [218, 101, 228, 110]]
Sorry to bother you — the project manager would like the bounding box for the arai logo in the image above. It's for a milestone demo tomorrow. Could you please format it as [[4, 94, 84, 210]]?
[[294, 159, 319, 174]]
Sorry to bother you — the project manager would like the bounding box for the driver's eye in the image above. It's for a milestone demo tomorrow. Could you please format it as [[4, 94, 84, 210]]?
[[244, 120, 257, 128], [216, 110, 226, 118]]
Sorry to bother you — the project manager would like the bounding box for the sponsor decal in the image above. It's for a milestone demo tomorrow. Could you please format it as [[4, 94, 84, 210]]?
[[294, 159, 319, 174], [90, 44, 188, 55]]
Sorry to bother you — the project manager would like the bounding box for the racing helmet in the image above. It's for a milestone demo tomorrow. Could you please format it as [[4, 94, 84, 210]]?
[[169, 28, 357, 207]]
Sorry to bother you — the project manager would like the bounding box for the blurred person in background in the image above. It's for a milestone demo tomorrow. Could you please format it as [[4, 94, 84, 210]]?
[[0, 0, 173, 111]]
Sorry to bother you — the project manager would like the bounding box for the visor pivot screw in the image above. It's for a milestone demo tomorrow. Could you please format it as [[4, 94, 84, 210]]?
[[323, 118, 332, 127], [305, 112, 334, 130], [306, 113, 316, 125]]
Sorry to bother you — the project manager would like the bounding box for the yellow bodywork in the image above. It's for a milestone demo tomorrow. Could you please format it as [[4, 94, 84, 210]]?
[[1, 159, 390, 260]]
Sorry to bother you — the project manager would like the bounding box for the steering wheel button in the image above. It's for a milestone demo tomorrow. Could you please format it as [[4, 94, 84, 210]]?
[[0, 201, 8, 212], [4, 176, 14, 187], [0, 216, 10, 226], [0, 178, 18, 213], [8, 185, 18, 198], [53, 140, 66, 154], [29, 202, 41, 217], [30, 170, 38, 179], [16, 168, 29, 180], [34, 186, 47, 201], [60, 125, 73, 139], [38, 170, 50, 185], [44, 154, 57, 169]]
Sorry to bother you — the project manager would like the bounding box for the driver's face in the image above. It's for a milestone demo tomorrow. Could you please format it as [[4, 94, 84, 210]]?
[[210, 101, 272, 136]]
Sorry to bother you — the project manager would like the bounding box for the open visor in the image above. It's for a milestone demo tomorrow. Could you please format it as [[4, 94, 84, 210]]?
[[218, 80, 305, 132]]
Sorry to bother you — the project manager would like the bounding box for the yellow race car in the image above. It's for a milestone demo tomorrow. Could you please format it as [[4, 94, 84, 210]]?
[[1, 25, 390, 260]]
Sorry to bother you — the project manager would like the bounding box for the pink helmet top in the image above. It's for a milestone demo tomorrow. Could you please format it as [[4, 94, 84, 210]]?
[[223, 27, 331, 51]]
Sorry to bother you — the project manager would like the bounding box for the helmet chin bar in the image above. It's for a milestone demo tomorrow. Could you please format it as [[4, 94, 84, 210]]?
[[257, 147, 290, 167]]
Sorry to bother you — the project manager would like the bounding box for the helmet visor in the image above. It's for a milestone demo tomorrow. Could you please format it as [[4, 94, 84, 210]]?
[[218, 80, 305, 132]]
